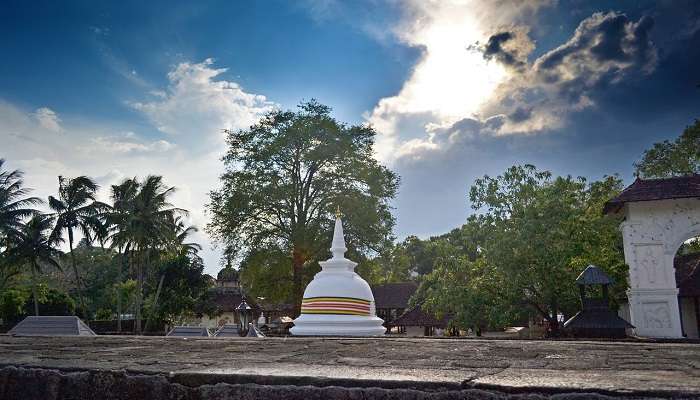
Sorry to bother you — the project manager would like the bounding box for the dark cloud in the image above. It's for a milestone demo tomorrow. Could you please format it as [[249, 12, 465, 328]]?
[[536, 12, 656, 81], [473, 29, 533, 71], [482, 32, 523, 68], [476, 11, 659, 132]]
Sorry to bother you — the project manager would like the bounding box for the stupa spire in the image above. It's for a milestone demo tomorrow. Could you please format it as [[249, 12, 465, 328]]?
[[330, 209, 347, 260]]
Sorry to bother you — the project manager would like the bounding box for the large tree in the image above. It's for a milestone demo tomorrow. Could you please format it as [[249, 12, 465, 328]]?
[[207, 100, 399, 314], [634, 119, 700, 178], [49, 176, 105, 316], [418, 165, 626, 335]]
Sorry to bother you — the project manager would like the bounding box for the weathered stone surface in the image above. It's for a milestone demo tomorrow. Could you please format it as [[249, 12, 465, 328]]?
[[1, 336, 699, 399]]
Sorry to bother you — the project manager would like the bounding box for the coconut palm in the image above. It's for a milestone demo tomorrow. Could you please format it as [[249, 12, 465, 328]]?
[[4, 214, 63, 316], [171, 216, 202, 261], [105, 178, 139, 332], [49, 175, 106, 316], [107, 175, 185, 333], [0, 159, 41, 241]]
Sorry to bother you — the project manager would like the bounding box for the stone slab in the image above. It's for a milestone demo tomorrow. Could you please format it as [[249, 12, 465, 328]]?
[[1, 336, 700, 398]]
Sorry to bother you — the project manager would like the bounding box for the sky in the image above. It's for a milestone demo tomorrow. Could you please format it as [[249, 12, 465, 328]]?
[[1, 0, 699, 276]]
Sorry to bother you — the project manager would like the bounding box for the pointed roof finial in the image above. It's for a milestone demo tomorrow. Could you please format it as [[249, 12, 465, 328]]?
[[330, 210, 347, 259]]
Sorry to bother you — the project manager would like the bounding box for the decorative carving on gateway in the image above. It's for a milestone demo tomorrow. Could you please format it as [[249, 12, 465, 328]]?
[[632, 244, 665, 286], [642, 302, 672, 329]]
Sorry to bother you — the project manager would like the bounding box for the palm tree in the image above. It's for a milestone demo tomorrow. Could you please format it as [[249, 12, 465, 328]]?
[[0, 159, 42, 291], [0, 159, 41, 242], [4, 214, 63, 316], [106, 179, 139, 332], [171, 216, 202, 261], [107, 176, 185, 333], [49, 175, 105, 317]]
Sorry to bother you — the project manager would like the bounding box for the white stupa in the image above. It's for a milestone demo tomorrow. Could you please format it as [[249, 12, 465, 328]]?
[[290, 214, 385, 336]]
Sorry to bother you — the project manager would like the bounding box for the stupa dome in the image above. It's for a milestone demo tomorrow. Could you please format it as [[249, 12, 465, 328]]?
[[290, 215, 385, 336], [217, 266, 239, 283]]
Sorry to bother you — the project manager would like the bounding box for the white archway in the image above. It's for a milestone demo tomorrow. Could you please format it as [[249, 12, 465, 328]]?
[[616, 197, 700, 337], [605, 175, 700, 338]]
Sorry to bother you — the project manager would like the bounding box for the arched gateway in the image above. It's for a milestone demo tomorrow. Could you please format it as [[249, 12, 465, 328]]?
[[604, 175, 700, 338]]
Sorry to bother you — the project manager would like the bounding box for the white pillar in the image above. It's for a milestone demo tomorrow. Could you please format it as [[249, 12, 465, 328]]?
[[622, 218, 683, 338]]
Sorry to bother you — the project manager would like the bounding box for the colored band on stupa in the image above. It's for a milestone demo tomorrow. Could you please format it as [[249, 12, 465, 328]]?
[[301, 296, 371, 316]]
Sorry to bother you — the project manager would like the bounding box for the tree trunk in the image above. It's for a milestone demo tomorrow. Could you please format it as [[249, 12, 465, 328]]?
[[135, 250, 143, 334], [116, 247, 124, 333], [292, 248, 305, 317], [144, 274, 164, 333], [31, 263, 39, 316], [68, 229, 87, 318]]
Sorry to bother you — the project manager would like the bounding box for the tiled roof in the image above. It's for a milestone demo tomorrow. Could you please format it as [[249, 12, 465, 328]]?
[[604, 175, 700, 214], [676, 252, 700, 297], [391, 305, 449, 328], [371, 282, 418, 309], [575, 265, 613, 285]]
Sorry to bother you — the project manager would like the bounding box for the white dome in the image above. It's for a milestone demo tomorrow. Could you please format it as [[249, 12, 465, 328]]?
[[290, 216, 385, 336]]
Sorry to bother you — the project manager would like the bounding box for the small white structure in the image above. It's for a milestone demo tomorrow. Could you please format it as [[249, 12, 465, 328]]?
[[605, 175, 700, 338], [291, 215, 385, 336]]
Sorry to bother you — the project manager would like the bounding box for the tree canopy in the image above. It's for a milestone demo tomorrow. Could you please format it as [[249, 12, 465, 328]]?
[[634, 119, 700, 178], [207, 100, 399, 313], [416, 165, 626, 334]]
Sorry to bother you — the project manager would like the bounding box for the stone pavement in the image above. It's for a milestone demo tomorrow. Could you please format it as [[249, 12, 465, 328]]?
[[1, 335, 700, 399]]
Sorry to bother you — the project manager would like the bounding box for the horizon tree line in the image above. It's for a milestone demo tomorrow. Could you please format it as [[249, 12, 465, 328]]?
[[0, 159, 200, 333]]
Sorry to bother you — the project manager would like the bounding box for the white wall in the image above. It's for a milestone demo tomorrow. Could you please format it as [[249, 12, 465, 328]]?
[[622, 198, 700, 338]]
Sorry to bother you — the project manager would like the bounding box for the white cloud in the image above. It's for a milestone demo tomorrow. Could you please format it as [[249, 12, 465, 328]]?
[[366, 0, 552, 162], [32, 107, 63, 133], [130, 58, 275, 152], [0, 59, 275, 274], [87, 136, 175, 154], [367, 3, 657, 163]]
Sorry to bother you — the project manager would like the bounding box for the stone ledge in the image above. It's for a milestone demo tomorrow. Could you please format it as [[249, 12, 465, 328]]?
[[0, 366, 682, 400], [1, 335, 700, 399]]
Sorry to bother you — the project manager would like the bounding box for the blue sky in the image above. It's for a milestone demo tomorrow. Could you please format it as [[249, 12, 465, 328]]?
[[1, 0, 699, 275]]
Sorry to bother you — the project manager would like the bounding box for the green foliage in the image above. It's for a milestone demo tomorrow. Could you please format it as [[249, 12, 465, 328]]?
[[634, 119, 700, 178], [65, 244, 121, 316], [4, 214, 64, 316], [418, 165, 626, 333], [144, 254, 210, 324], [0, 288, 29, 324], [207, 100, 399, 311], [105, 175, 188, 332], [49, 175, 106, 315], [0, 158, 41, 243], [238, 246, 296, 304], [25, 285, 76, 316], [0, 285, 75, 324]]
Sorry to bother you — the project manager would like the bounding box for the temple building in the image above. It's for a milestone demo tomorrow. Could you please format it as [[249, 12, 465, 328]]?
[[197, 266, 260, 329]]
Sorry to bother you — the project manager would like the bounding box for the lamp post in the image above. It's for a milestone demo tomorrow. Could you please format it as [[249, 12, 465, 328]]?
[[236, 297, 253, 336]]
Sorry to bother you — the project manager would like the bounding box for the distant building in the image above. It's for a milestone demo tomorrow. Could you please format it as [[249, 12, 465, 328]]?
[[371, 282, 452, 336], [391, 305, 450, 336], [198, 266, 260, 329], [371, 282, 417, 332]]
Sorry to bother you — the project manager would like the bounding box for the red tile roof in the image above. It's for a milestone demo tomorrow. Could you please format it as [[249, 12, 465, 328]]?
[[371, 282, 418, 309], [604, 175, 700, 214]]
